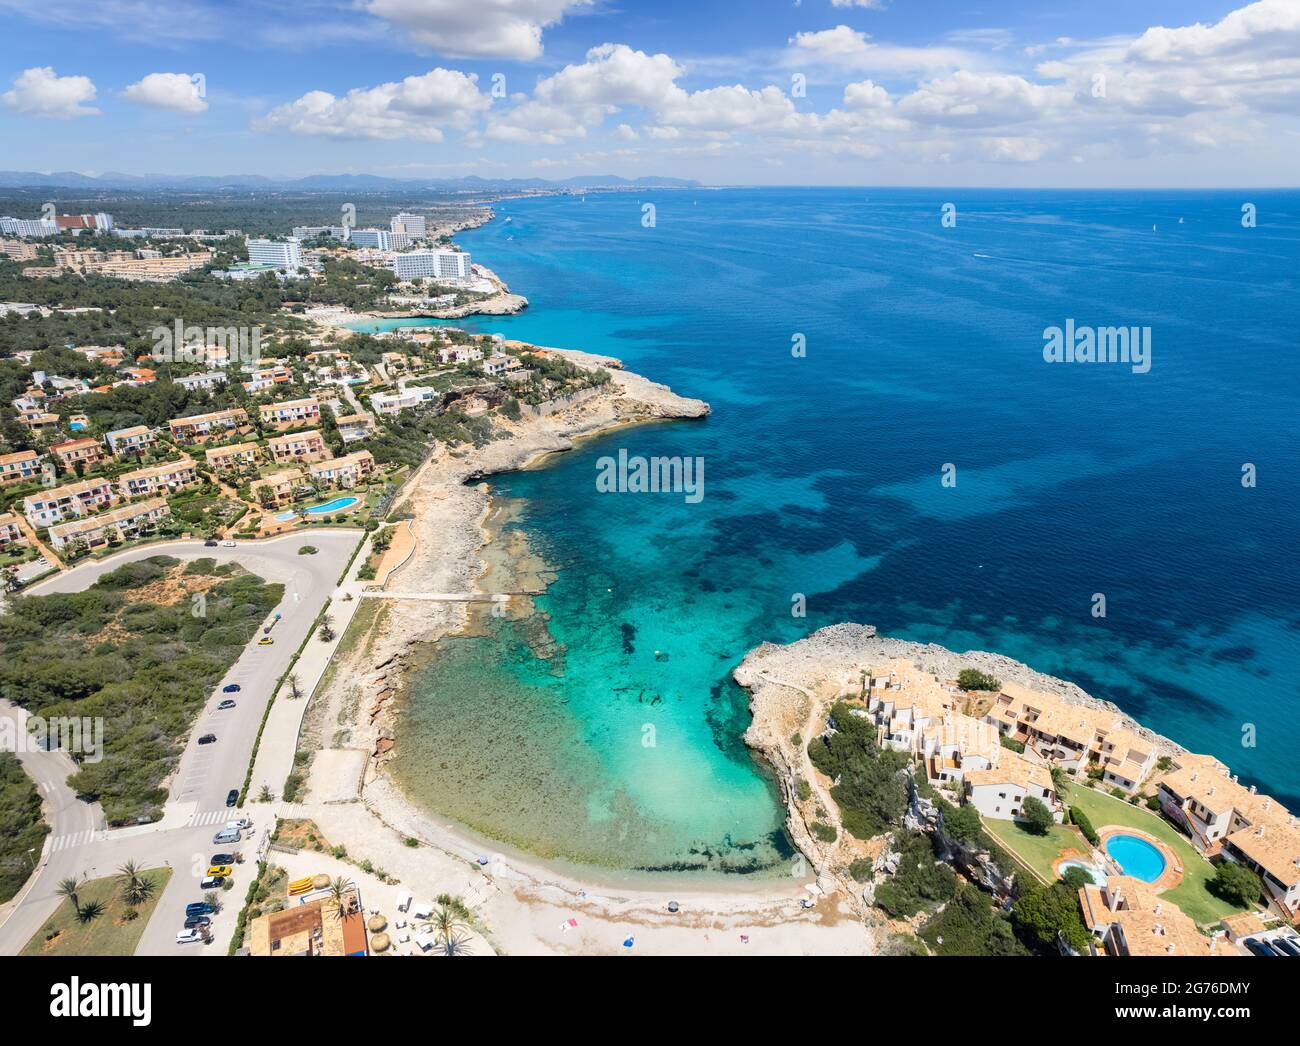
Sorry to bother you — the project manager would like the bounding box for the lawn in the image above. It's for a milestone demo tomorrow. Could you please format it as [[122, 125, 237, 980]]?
[[21, 867, 172, 956], [1062, 783, 1243, 926], [982, 817, 1085, 883]]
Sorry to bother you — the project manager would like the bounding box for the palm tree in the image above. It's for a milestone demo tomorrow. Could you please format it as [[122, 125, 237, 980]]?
[[76, 899, 106, 925], [325, 875, 352, 921], [203, 891, 222, 914], [421, 902, 473, 955], [56, 876, 85, 916], [117, 860, 154, 906], [440, 931, 474, 956]]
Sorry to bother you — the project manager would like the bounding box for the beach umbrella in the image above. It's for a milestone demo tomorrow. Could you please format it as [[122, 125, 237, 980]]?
[[368, 915, 387, 932], [371, 932, 390, 953], [312, 873, 330, 889], [623, 936, 634, 949], [667, 901, 680, 914]]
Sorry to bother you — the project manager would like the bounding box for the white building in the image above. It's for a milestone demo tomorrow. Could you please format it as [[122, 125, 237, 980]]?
[[245, 237, 303, 270], [370, 386, 436, 415], [348, 228, 391, 250], [0, 217, 58, 237], [391, 213, 427, 238], [175, 371, 228, 391], [292, 225, 349, 241], [389, 249, 472, 282]]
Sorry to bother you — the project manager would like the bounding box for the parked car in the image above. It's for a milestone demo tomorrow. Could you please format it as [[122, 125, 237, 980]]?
[[197, 734, 217, 745], [207, 864, 232, 878], [226, 788, 238, 807], [1245, 938, 1277, 957], [222, 684, 241, 693], [257, 637, 274, 646], [203, 539, 218, 548], [176, 928, 205, 944], [184, 915, 211, 929], [186, 902, 214, 916], [213, 828, 241, 844], [217, 700, 236, 711], [221, 540, 236, 547], [1270, 935, 1300, 957], [211, 853, 237, 866], [199, 876, 225, 890]]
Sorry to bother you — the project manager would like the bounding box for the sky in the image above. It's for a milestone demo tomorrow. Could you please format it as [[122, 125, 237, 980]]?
[[0, 0, 1297, 186]]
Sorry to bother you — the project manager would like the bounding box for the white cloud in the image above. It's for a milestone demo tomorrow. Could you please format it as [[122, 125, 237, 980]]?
[[898, 71, 1070, 127], [831, 0, 886, 8], [789, 25, 976, 75], [1, 65, 98, 119], [365, 0, 590, 60], [123, 72, 207, 114], [255, 68, 489, 141]]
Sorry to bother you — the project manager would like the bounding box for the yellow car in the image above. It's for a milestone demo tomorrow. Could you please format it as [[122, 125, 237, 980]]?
[[257, 637, 274, 646], [207, 864, 232, 878]]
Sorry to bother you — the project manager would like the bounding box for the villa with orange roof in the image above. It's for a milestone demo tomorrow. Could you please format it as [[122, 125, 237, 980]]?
[[1078, 875, 1221, 957], [169, 407, 252, 445]]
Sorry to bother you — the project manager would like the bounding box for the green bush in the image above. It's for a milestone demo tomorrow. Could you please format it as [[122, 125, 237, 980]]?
[[810, 821, 837, 843], [1021, 796, 1054, 836], [1209, 862, 1261, 908], [957, 668, 1001, 692], [848, 858, 873, 882], [1069, 806, 1099, 846], [874, 831, 957, 919]]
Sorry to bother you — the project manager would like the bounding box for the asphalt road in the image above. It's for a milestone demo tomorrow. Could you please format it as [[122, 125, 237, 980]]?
[[0, 531, 361, 956]]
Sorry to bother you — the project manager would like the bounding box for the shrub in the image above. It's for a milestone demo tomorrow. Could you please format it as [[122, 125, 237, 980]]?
[[874, 832, 957, 919], [795, 779, 811, 802], [1013, 881, 1091, 954], [297, 545, 318, 555], [810, 821, 837, 843], [957, 668, 1001, 692], [1069, 806, 1099, 846], [999, 735, 1026, 754], [1209, 862, 1261, 908], [848, 858, 873, 882], [1145, 794, 1162, 811]]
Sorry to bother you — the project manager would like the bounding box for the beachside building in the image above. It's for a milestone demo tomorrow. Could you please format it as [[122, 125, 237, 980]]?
[[0, 512, 29, 549], [175, 371, 228, 392], [1078, 875, 1219, 957], [334, 413, 376, 443], [370, 386, 435, 416], [983, 681, 1157, 793], [267, 429, 331, 465], [23, 477, 118, 527], [258, 397, 321, 430], [437, 345, 483, 365], [50, 437, 105, 471], [247, 890, 367, 957], [245, 238, 303, 271], [254, 468, 309, 507], [106, 425, 158, 459], [308, 450, 375, 489], [1157, 753, 1300, 919], [117, 457, 199, 499], [0, 449, 44, 486], [169, 408, 252, 445], [348, 228, 390, 250], [205, 441, 262, 471], [242, 366, 294, 393], [390, 213, 427, 239], [964, 751, 1060, 822], [482, 353, 522, 377], [48, 498, 171, 551], [389, 248, 472, 282], [17, 411, 60, 435]]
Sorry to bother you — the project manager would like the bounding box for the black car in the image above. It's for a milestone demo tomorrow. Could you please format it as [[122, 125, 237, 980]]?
[[184, 915, 211, 929], [197, 734, 217, 745], [204, 539, 218, 547], [1245, 938, 1276, 957], [1271, 935, 1300, 957], [186, 902, 214, 916], [226, 789, 238, 808], [210, 853, 237, 865]]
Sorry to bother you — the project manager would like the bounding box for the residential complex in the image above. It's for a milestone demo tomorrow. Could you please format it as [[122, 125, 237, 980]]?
[[245, 238, 303, 270], [259, 397, 321, 429], [389, 248, 472, 282], [169, 408, 252, 444], [47, 497, 171, 551], [106, 425, 158, 458], [266, 429, 330, 464]]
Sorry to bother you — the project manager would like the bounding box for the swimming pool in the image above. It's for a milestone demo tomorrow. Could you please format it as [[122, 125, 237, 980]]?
[[274, 510, 297, 522], [304, 496, 360, 515], [1105, 833, 1167, 883]]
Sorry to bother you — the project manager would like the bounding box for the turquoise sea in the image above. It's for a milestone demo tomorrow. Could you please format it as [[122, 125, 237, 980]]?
[[375, 188, 1300, 876]]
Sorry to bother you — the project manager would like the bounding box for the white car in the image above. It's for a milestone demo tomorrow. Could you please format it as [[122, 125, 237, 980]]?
[[176, 928, 204, 944], [220, 540, 236, 547]]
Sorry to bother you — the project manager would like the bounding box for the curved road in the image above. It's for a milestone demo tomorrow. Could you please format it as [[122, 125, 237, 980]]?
[[0, 530, 361, 956]]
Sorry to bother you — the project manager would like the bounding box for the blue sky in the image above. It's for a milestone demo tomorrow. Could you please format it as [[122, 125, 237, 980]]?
[[0, 0, 1296, 185]]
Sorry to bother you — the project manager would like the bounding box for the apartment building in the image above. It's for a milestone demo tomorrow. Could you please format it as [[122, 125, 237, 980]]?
[[437, 346, 483, 365], [23, 477, 117, 527], [242, 366, 294, 393], [205, 441, 262, 471], [117, 457, 199, 499], [0, 449, 44, 485], [267, 429, 330, 465], [390, 248, 472, 282], [50, 437, 105, 471], [1157, 753, 1300, 919], [245, 238, 303, 270], [0, 512, 29, 548], [1078, 875, 1217, 957], [175, 371, 228, 392], [169, 408, 252, 444], [255, 468, 309, 507], [335, 414, 376, 443], [984, 681, 1157, 793], [370, 386, 435, 416], [258, 397, 321, 430], [308, 450, 375, 489], [964, 750, 1059, 822], [482, 353, 523, 377], [390, 213, 427, 238], [106, 425, 158, 458], [48, 498, 171, 551]]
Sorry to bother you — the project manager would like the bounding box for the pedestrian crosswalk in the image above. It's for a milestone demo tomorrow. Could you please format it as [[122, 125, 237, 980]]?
[[189, 809, 234, 827], [48, 829, 99, 852]]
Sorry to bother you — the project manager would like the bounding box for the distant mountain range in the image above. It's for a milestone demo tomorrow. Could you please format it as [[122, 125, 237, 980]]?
[[0, 171, 702, 192]]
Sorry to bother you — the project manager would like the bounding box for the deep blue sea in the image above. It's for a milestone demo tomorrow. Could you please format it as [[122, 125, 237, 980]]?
[[376, 187, 1300, 874]]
